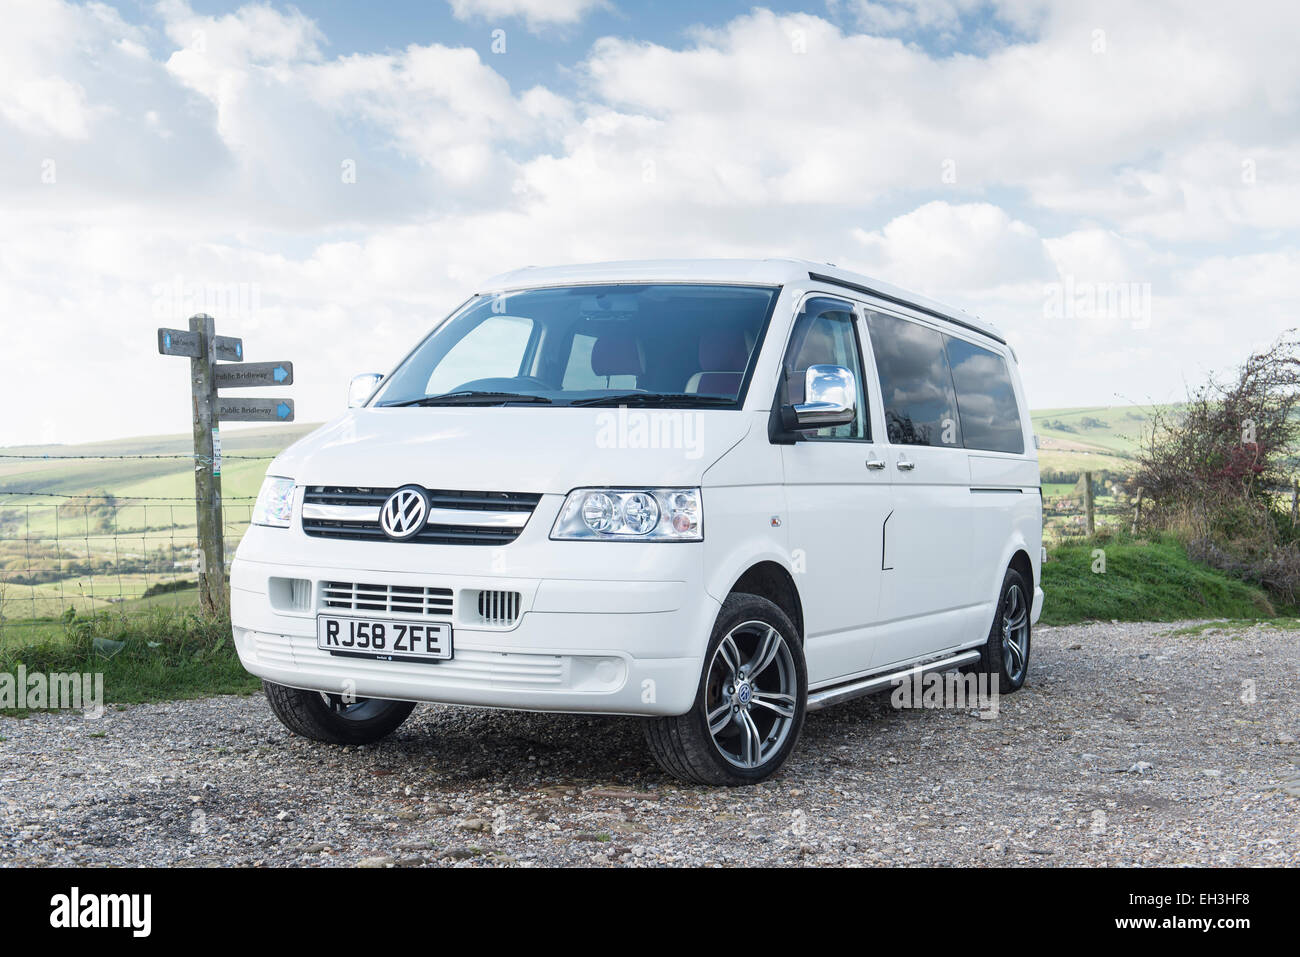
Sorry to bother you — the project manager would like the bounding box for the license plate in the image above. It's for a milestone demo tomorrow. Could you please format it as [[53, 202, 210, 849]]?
[[316, 616, 453, 662]]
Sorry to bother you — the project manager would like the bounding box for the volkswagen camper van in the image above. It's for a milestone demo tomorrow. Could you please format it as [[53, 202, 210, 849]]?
[[232, 260, 1042, 785]]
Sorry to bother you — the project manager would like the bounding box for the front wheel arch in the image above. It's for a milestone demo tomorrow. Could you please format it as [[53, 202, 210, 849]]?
[[726, 561, 804, 644]]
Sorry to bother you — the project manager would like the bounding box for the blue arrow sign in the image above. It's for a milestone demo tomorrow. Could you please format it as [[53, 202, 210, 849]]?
[[213, 335, 243, 362], [217, 397, 295, 422], [157, 327, 202, 357], [213, 361, 293, 389]]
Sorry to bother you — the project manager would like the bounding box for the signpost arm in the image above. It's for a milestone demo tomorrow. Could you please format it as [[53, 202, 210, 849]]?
[[190, 313, 227, 615]]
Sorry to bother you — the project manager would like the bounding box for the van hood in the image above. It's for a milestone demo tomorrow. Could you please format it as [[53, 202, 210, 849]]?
[[270, 407, 753, 494]]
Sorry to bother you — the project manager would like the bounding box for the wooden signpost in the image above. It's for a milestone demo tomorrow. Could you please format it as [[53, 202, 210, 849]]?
[[158, 314, 295, 615], [1084, 471, 1096, 537]]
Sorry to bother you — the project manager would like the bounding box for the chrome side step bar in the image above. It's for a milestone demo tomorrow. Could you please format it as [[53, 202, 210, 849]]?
[[806, 649, 982, 711]]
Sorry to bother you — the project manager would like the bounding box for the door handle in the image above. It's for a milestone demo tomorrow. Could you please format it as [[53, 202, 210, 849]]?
[[896, 458, 916, 471], [866, 457, 886, 470]]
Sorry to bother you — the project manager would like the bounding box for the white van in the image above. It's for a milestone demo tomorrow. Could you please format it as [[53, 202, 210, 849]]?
[[232, 260, 1042, 785]]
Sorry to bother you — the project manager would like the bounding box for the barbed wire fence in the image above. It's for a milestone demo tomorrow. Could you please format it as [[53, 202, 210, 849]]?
[[0, 451, 272, 635], [1043, 489, 1131, 540]]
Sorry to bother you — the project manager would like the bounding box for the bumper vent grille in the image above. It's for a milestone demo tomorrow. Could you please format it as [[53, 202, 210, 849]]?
[[475, 590, 521, 627], [321, 581, 454, 617], [302, 486, 541, 546]]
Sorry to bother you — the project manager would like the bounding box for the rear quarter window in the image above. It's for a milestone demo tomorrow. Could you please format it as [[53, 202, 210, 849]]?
[[943, 335, 1025, 454]]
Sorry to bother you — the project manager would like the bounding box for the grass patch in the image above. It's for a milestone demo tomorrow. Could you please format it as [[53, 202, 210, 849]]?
[[1041, 537, 1287, 625], [0, 581, 201, 650], [0, 607, 258, 715]]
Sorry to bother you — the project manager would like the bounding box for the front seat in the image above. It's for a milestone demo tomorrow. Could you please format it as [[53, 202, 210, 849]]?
[[590, 326, 644, 387], [685, 328, 748, 395]]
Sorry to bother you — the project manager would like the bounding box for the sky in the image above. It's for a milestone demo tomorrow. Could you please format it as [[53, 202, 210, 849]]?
[[1, 0, 1298, 446]]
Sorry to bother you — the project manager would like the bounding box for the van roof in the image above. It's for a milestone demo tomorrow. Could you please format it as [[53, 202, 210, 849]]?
[[477, 258, 1004, 345]]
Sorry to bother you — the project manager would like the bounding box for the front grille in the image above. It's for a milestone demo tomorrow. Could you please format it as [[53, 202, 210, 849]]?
[[475, 589, 521, 627], [302, 486, 542, 545], [321, 581, 454, 617]]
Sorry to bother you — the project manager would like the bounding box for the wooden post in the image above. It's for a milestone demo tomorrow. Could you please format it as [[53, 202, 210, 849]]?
[[190, 314, 227, 616], [160, 317, 290, 618], [1131, 486, 1144, 535], [1084, 470, 1095, 537], [1291, 478, 1298, 526]]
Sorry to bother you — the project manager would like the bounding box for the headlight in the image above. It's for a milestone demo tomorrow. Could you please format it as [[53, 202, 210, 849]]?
[[551, 488, 702, 541], [251, 476, 296, 528]]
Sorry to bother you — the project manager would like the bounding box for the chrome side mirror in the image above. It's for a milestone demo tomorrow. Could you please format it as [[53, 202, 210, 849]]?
[[792, 364, 857, 430], [348, 372, 384, 408]]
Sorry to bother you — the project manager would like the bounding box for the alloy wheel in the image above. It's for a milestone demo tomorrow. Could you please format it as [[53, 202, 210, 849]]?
[[1001, 583, 1030, 683], [704, 620, 798, 769]]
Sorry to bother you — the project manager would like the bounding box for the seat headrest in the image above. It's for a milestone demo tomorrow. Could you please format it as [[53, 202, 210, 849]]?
[[591, 327, 643, 377], [693, 372, 744, 396], [699, 328, 748, 372]]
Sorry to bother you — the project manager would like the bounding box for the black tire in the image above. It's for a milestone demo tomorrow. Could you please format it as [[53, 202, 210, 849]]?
[[644, 593, 807, 786], [263, 681, 416, 745], [967, 566, 1032, 694]]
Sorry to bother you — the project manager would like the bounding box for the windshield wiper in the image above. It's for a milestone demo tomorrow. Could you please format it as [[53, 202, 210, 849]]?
[[569, 392, 737, 408], [381, 391, 553, 407]]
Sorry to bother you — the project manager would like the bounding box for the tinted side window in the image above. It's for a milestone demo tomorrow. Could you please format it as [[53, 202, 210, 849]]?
[[865, 311, 961, 448], [784, 300, 869, 441], [944, 336, 1025, 454]]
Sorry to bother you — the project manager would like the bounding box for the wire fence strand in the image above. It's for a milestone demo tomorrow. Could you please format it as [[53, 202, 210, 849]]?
[[0, 498, 254, 627], [0, 453, 274, 461], [0, 443, 271, 630]]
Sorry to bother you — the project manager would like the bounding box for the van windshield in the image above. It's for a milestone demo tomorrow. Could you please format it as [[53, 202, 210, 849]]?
[[372, 283, 780, 409]]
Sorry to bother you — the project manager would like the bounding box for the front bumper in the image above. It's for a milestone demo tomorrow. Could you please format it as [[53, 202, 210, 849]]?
[[230, 550, 716, 717]]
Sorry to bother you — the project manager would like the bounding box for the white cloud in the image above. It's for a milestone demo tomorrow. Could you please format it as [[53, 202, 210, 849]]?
[[446, 0, 608, 31], [1, 0, 1299, 444], [579, 3, 1300, 222], [1033, 143, 1300, 242], [0, 0, 150, 139], [851, 202, 1053, 292]]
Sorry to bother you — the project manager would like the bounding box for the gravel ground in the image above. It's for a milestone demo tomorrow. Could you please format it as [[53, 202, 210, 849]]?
[[2, 620, 1297, 867]]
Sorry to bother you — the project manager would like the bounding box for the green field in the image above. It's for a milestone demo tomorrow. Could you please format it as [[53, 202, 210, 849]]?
[[1030, 404, 1163, 478], [0, 424, 316, 621], [0, 424, 317, 496], [1031, 404, 1154, 454]]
